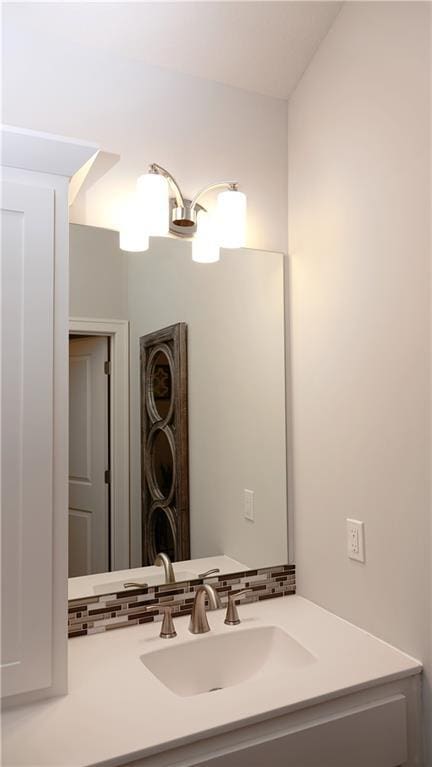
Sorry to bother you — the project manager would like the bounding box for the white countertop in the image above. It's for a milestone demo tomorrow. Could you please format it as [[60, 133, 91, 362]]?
[[2, 596, 421, 767]]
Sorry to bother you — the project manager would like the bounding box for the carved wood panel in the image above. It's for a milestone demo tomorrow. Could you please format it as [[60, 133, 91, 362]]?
[[140, 323, 190, 565]]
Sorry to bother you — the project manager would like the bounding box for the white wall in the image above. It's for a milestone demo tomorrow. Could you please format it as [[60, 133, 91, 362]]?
[[3, 15, 288, 254], [69, 225, 288, 572], [69, 224, 128, 321], [288, 1, 431, 758]]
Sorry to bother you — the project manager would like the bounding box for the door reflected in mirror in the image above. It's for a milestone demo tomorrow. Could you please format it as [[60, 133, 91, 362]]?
[[68, 224, 288, 599], [68, 335, 110, 576]]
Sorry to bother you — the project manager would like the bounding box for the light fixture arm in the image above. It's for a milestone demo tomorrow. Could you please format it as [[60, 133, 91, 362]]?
[[190, 182, 239, 211], [149, 163, 185, 208]]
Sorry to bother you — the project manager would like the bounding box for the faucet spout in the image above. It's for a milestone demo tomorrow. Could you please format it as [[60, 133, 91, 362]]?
[[189, 584, 222, 634], [154, 552, 176, 584]]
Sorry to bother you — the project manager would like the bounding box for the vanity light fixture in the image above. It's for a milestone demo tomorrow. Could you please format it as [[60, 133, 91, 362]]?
[[119, 162, 247, 260]]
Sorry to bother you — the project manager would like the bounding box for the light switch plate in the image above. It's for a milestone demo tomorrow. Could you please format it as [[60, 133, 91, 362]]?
[[244, 489, 254, 522], [346, 518, 365, 562]]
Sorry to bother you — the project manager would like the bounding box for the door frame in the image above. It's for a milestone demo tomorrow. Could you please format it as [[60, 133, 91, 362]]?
[[69, 317, 129, 570]]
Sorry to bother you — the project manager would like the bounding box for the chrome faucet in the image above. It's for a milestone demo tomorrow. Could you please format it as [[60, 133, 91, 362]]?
[[154, 552, 176, 584], [189, 584, 222, 634]]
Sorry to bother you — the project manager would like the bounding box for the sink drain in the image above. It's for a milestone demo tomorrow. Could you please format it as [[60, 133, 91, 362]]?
[[208, 687, 223, 693]]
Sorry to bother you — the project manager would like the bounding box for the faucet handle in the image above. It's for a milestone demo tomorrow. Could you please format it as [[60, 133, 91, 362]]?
[[159, 604, 177, 639], [224, 589, 253, 626], [145, 601, 178, 639], [197, 568, 220, 578]]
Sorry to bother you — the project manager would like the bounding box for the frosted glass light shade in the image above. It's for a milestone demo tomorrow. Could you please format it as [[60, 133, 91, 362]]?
[[119, 198, 149, 252], [192, 211, 220, 263], [136, 172, 169, 236], [217, 189, 247, 248]]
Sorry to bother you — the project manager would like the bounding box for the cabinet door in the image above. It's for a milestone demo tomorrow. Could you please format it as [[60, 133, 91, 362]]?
[[191, 695, 407, 767], [1, 179, 55, 697]]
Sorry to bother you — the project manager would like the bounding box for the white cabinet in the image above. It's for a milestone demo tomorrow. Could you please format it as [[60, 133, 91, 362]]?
[[191, 695, 408, 767], [1, 126, 98, 703], [121, 677, 421, 767], [1, 180, 55, 697]]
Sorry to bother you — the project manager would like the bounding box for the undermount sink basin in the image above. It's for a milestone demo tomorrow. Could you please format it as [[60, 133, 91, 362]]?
[[92, 571, 197, 595], [141, 625, 316, 697]]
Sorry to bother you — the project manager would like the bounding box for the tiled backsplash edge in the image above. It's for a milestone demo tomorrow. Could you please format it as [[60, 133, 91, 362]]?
[[68, 564, 296, 638]]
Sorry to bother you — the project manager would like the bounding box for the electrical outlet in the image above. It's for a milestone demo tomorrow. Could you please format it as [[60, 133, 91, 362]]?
[[244, 489, 254, 522], [346, 519, 365, 562]]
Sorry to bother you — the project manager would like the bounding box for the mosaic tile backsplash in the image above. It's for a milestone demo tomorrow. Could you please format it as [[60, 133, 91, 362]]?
[[68, 564, 296, 638]]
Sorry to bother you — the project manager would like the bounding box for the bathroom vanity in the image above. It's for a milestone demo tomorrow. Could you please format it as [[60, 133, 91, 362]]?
[[0, 125, 425, 767], [2, 596, 422, 767]]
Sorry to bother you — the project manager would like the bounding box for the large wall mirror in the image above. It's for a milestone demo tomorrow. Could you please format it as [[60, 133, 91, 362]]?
[[68, 224, 288, 600]]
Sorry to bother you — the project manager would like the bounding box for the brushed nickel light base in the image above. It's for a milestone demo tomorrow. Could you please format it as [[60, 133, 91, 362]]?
[[169, 198, 203, 237]]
